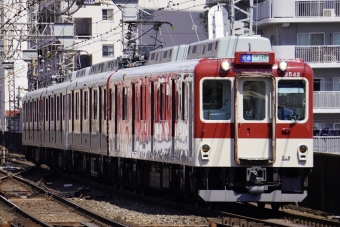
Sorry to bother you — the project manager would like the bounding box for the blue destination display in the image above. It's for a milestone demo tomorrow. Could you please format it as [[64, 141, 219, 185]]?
[[240, 54, 269, 63]]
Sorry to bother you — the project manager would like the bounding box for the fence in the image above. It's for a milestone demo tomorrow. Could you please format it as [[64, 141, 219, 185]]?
[[313, 136, 340, 154]]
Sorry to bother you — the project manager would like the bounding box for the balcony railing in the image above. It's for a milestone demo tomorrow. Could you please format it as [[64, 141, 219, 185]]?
[[255, 0, 340, 21], [296, 0, 340, 17], [314, 92, 340, 109], [314, 137, 340, 154], [296, 46, 340, 63], [272, 45, 340, 63]]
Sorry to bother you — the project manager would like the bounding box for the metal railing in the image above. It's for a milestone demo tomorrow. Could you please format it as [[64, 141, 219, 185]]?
[[296, 0, 340, 17], [255, 0, 340, 20], [314, 136, 340, 154], [295, 45, 340, 63], [314, 91, 340, 109]]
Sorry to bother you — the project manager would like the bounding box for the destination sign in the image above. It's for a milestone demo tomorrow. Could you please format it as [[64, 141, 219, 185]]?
[[240, 54, 270, 63]]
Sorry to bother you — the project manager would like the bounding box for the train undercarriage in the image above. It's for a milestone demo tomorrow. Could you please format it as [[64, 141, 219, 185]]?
[[24, 146, 310, 209]]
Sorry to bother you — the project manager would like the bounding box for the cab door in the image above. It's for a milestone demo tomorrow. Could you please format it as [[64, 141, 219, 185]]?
[[234, 75, 276, 164]]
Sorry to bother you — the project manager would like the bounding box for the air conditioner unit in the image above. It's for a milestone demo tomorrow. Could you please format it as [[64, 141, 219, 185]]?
[[323, 9, 335, 17]]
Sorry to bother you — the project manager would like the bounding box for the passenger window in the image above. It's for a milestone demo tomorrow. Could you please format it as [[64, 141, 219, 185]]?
[[243, 81, 265, 121], [140, 86, 146, 120], [50, 97, 54, 121], [202, 80, 231, 120], [45, 98, 49, 121], [76, 93, 79, 120], [181, 82, 187, 120], [123, 87, 128, 120], [277, 80, 306, 121], [84, 91, 88, 120], [94, 90, 98, 120]]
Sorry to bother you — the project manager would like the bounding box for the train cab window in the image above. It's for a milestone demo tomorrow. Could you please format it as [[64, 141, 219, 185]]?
[[123, 87, 128, 120], [277, 80, 306, 121], [202, 80, 231, 120], [243, 81, 265, 121]]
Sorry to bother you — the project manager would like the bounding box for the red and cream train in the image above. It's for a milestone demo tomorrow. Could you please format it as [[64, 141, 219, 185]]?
[[22, 36, 313, 207]]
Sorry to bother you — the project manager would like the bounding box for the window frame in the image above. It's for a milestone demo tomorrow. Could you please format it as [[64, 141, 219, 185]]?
[[102, 45, 114, 57], [200, 78, 232, 122], [297, 32, 325, 46]]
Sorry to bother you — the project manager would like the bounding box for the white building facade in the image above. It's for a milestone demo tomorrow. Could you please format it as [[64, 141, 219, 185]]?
[[254, 0, 340, 154]]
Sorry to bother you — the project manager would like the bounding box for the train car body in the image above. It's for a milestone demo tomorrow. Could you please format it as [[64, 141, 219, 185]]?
[[22, 36, 313, 205]]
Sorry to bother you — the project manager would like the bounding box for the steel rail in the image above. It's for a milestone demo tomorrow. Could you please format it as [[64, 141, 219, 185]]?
[[0, 194, 54, 227], [12, 175, 128, 227]]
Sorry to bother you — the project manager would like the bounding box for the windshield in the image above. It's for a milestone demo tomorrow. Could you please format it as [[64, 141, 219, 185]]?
[[277, 80, 306, 121]]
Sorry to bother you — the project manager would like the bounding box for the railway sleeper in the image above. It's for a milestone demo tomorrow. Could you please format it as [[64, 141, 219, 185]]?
[[212, 217, 267, 227]]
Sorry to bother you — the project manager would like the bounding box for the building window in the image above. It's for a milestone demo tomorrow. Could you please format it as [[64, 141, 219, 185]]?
[[297, 33, 324, 45], [102, 9, 113, 20], [333, 33, 340, 45], [139, 9, 153, 20], [103, 45, 114, 57], [333, 78, 340, 91], [314, 78, 324, 91]]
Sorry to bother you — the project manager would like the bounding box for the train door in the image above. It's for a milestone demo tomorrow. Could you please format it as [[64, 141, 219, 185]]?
[[235, 76, 275, 164]]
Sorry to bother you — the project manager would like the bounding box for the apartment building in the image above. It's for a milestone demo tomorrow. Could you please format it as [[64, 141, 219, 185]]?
[[35, 0, 207, 88], [254, 0, 340, 139]]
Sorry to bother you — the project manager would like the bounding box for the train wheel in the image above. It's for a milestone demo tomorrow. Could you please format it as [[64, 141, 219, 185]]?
[[257, 202, 266, 209], [271, 203, 281, 211]]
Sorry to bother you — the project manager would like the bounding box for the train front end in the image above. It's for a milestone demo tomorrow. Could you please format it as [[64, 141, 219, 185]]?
[[193, 52, 313, 205]]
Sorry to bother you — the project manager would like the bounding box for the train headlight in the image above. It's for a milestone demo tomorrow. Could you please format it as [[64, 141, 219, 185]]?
[[200, 144, 210, 160], [221, 60, 231, 71], [299, 145, 307, 153], [297, 145, 308, 161], [278, 61, 288, 72]]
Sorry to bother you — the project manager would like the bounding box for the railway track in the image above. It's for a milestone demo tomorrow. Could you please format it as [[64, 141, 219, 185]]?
[[37, 171, 340, 227], [4, 160, 340, 227], [0, 169, 127, 227]]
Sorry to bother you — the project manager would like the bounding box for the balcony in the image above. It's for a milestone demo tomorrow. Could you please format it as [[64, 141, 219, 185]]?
[[254, 0, 340, 26], [272, 45, 340, 67], [314, 137, 340, 155], [314, 92, 340, 112]]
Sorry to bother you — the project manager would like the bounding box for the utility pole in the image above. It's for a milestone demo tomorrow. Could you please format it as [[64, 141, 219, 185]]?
[[0, 0, 29, 148]]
